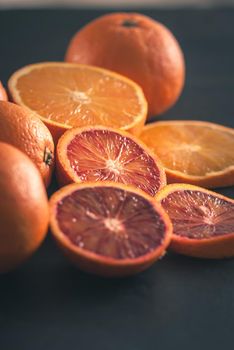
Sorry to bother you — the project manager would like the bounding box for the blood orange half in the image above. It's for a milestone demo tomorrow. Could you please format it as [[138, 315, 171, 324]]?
[[56, 126, 166, 196], [49, 182, 172, 277], [156, 184, 234, 258]]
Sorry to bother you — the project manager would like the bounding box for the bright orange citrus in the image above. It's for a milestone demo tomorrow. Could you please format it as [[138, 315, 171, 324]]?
[[0, 101, 54, 187], [8, 62, 147, 143], [0, 142, 49, 273], [140, 120, 234, 188], [65, 12, 185, 117]]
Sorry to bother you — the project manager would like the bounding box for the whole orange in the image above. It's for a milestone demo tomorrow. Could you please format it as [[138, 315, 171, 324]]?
[[0, 143, 49, 273], [65, 12, 185, 117], [0, 81, 8, 101], [0, 101, 54, 187]]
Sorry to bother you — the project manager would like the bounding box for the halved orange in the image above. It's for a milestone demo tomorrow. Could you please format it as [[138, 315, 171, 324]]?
[[140, 120, 234, 188], [156, 183, 234, 258], [56, 126, 166, 196], [49, 182, 172, 277], [8, 62, 147, 143]]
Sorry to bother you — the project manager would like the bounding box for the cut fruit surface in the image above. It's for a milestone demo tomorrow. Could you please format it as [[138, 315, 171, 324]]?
[[140, 120, 234, 188], [65, 12, 185, 117], [50, 182, 172, 277], [8, 62, 147, 142], [156, 183, 234, 258], [56, 126, 166, 196]]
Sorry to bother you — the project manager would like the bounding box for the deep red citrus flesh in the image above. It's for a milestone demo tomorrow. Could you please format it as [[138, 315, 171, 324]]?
[[56, 186, 167, 259], [66, 129, 163, 196], [161, 190, 234, 239]]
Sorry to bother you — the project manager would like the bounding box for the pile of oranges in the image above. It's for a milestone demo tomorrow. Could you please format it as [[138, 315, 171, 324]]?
[[0, 12, 234, 277]]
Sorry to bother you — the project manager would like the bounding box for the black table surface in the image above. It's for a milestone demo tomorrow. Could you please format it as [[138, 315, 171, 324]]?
[[0, 7, 234, 350]]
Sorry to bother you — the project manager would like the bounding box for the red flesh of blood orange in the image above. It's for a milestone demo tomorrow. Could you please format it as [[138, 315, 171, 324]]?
[[156, 184, 234, 258], [56, 126, 166, 197], [50, 182, 172, 277]]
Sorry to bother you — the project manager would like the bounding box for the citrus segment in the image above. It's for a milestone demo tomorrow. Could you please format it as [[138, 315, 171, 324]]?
[[50, 182, 172, 276], [56, 126, 166, 196], [65, 12, 185, 117], [58, 187, 165, 258], [156, 184, 234, 258], [140, 120, 234, 188], [8, 62, 147, 142]]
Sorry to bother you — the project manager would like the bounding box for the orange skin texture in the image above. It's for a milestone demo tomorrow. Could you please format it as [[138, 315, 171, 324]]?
[[50, 182, 172, 277], [0, 101, 54, 187], [170, 234, 234, 259], [0, 143, 49, 273], [56, 148, 73, 187], [156, 184, 234, 259], [45, 122, 68, 146], [65, 12, 185, 117], [0, 82, 8, 101], [55, 126, 167, 194]]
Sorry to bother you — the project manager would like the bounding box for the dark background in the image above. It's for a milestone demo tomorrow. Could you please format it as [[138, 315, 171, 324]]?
[[0, 8, 234, 350]]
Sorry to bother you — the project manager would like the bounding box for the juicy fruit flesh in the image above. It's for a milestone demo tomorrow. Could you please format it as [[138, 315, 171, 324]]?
[[56, 186, 166, 259], [67, 129, 162, 196], [161, 190, 234, 239], [16, 65, 143, 128], [141, 124, 234, 176]]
